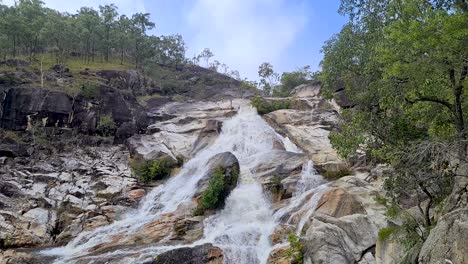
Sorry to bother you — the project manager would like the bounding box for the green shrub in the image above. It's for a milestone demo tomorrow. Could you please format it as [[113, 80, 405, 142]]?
[[199, 167, 226, 209], [286, 233, 304, 264], [378, 227, 396, 241], [96, 115, 116, 137], [251, 96, 291, 115], [80, 82, 100, 99], [0, 73, 19, 85], [131, 158, 172, 183], [322, 167, 352, 181]]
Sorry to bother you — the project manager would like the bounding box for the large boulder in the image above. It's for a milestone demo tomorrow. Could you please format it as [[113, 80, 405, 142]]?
[[301, 177, 387, 264], [195, 152, 240, 198], [149, 243, 223, 264], [302, 213, 378, 264], [194, 152, 240, 211]]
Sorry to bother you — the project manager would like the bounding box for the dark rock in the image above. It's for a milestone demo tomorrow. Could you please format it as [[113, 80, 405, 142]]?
[[0, 59, 30, 68], [72, 85, 149, 141], [0, 87, 72, 130], [0, 137, 29, 157], [148, 243, 223, 264], [0, 181, 24, 198], [334, 89, 355, 108], [51, 64, 70, 75]]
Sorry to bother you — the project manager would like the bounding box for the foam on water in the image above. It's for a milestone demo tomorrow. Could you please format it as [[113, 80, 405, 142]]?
[[42, 103, 327, 264]]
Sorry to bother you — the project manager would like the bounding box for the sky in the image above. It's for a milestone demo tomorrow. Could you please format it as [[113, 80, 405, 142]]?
[[3, 0, 347, 79]]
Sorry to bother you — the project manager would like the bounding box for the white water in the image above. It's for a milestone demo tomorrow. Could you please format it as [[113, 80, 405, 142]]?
[[42, 104, 326, 264]]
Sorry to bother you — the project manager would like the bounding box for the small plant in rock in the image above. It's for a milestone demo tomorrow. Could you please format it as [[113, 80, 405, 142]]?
[[131, 159, 172, 183], [199, 167, 226, 210], [378, 227, 396, 241], [96, 115, 117, 137], [80, 81, 100, 99], [286, 233, 304, 264], [251, 96, 291, 115], [322, 167, 352, 181]]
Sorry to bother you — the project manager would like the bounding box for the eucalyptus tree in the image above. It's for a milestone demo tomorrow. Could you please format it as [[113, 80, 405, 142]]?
[[76, 7, 101, 63], [99, 4, 118, 62], [131, 13, 155, 68]]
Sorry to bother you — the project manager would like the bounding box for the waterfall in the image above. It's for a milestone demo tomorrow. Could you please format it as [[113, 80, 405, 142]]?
[[42, 104, 327, 264]]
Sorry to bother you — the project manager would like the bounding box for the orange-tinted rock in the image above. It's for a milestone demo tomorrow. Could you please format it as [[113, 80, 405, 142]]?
[[315, 188, 366, 218], [127, 189, 146, 200]]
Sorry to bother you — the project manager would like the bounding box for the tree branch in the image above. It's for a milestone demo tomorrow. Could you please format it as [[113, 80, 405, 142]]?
[[405, 96, 453, 111]]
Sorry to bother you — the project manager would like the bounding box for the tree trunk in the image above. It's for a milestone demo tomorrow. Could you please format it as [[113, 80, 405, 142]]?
[[450, 68, 466, 157]]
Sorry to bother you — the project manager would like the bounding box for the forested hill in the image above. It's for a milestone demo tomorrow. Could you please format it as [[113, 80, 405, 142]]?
[[0, 1, 186, 69]]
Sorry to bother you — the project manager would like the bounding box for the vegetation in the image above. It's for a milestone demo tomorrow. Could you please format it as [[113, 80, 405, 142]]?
[[320, 0, 467, 253], [130, 158, 172, 183], [378, 226, 396, 242], [96, 115, 116, 137], [251, 96, 291, 115], [0, 1, 184, 69], [197, 166, 238, 214], [257, 63, 319, 97], [286, 233, 304, 264], [199, 167, 226, 210], [321, 167, 352, 181]]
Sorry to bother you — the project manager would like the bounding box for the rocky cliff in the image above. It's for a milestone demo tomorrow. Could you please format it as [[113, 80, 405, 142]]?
[[0, 66, 466, 264]]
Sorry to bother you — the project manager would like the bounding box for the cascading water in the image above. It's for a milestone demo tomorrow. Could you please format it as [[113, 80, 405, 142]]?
[[42, 103, 327, 264]]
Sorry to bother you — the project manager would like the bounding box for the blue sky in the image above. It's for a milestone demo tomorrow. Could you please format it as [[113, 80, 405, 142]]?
[[4, 0, 347, 79]]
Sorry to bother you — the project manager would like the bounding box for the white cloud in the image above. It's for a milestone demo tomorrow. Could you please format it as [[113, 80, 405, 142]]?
[[186, 0, 307, 79], [3, 0, 145, 16]]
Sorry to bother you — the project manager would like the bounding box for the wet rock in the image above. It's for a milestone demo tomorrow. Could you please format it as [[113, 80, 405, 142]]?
[[191, 120, 222, 155], [127, 189, 146, 201], [253, 150, 306, 181], [149, 243, 223, 264]]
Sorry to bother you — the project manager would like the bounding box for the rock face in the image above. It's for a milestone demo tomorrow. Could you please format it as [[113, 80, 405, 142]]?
[[300, 176, 387, 264], [264, 84, 347, 173], [127, 100, 241, 161], [149, 243, 224, 264], [0, 86, 148, 141], [1, 87, 73, 130], [0, 147, 142, 248], [417, 176, 468, 264]]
